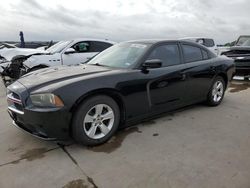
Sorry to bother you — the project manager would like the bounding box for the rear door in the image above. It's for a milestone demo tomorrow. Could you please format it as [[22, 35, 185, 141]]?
[[180, 42, 216, 102], [144, 42, 188, 112]]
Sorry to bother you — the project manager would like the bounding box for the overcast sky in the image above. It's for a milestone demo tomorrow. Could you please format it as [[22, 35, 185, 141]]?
[[0, 0, 249, 44]]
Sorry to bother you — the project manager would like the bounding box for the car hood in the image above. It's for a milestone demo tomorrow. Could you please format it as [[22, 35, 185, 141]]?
[[223, 46, 250, 56], [17, 64, 113, 91], [0, 48, 47, 61], [230, 46, 250, 51]]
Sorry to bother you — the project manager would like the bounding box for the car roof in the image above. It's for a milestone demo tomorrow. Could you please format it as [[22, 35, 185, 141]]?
[[70, 38, 116, 44], [125, 39, 203, 45], [180, 37, 214, 40], [126, 39, 181, 44]]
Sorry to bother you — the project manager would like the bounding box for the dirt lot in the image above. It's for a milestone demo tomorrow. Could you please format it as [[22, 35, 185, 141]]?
[[0, 79, 250, 188]]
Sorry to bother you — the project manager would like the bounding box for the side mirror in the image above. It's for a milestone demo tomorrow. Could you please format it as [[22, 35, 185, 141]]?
[[64, 48, 76, 54], [142, 59, 162, 70]]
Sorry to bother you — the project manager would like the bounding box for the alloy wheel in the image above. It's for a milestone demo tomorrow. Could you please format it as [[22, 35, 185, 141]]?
[[83, 104, 115, 139], [212, 80, 224, 102]]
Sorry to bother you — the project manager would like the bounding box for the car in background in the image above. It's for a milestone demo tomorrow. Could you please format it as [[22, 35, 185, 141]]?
[[0, 43, 18, 49], [221, 35, 250, 79], [23, 39, 115, 72], [181, 37, 219, 55], [7, 39, 235, 146], [1, 39, 115, 85], [0, 48, 48, 86], [0, 41, 55, 49]]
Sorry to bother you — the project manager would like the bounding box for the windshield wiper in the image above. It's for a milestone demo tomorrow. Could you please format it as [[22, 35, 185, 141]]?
[[88, 62, 111, 68], [93, 63, 102, 66], [90, 63, 105, 67]]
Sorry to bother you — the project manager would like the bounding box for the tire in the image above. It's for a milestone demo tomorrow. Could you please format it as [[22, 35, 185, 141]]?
[[206, 76, 226, 106], [72, 95, 120, 146]]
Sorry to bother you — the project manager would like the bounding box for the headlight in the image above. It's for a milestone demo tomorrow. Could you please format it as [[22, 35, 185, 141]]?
[[235, 57, 245, 60], [30, 93, 64, 108]]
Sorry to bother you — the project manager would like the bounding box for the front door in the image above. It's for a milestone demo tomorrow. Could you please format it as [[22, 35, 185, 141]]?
[[143, 43, 188, 112], [62, 41, 97, 65]]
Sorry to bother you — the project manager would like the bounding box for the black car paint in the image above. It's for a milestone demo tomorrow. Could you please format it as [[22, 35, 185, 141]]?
[[7, 40, 235, 140]]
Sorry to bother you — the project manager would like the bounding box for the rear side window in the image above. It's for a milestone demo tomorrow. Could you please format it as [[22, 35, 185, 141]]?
[[147, 44, 181, 67], [182, 45, 203, 63], [202, 49, 209, 60], [196, 38, 215, 47], [89, 41, 113, 52], [203, 39, 215, 47]]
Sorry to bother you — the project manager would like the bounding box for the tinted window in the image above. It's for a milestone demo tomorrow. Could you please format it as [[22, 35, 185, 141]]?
[[202, 49, 209, 60], [183, 45, 203, 63], [203, 39, 215, 47], [72, 42, 90, 53], [236, 36, 250, 46], [90, 41, 113, 52], [147, 44, 181, 67]]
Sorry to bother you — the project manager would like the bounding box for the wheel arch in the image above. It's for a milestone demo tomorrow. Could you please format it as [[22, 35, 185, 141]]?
[[70, 88, 126, 126], [217, 72, 228, 88]]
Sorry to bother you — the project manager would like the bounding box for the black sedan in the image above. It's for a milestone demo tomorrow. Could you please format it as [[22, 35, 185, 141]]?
[[7, 40, 235, 146]]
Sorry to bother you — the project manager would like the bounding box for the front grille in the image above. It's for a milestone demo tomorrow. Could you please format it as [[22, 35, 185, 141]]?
[[7, 91, 24, 114], [224, 50, 250, 56]]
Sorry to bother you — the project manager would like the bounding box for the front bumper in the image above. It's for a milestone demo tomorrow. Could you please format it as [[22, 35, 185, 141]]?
[[235, 67, 250, 76], [7, 82, 72, 140], [8, 107, 72, 140], [233, 57, 250, 76]]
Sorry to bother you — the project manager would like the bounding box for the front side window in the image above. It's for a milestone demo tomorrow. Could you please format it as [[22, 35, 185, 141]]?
[[182, 45, 203, 63], [72, 42, 90, 53], [146, 44, 181, 67]]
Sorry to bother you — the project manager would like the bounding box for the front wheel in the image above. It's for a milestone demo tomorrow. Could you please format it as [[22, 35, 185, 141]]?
[[72, 95, 120, 146], [206, 76, 225, 106]]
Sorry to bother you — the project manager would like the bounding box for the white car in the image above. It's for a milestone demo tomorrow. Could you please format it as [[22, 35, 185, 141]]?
[[23, 38, 116, 71], [180, 37, 219, 55]]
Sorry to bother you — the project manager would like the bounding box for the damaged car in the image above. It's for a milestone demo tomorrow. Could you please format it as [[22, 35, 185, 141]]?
[[0, 39, 115, 85], [221, 35, 250, 79], [0, 48, 46, 85]]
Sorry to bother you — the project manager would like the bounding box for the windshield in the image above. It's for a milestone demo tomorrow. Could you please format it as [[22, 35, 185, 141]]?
[[235, 36, 250, 46], [46, 40, 72, 54], [87, 42, 149, 68], [241, 39, 250, 47]]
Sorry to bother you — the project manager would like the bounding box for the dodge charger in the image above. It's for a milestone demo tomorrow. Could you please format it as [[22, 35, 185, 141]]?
[[7, 40, 235, 146]]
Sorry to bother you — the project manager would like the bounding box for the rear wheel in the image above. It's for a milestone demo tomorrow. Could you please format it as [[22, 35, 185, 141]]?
[[72, 95, 120, 146], [206, 76, 225, 106]]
